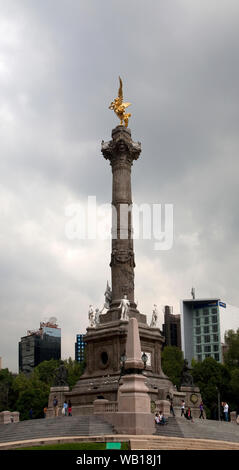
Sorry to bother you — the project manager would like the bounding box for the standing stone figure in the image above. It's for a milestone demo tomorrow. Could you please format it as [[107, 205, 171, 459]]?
[[88, 305, 95, 327], [150, 304, 158, 328], [94, 307, 104, 325], [119, 295, 130, 321]]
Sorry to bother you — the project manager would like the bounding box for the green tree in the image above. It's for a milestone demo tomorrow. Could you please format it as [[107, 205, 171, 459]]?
[[63, 358, 85, 389], [161, 346, 184, 389], [33, 359, 60, 386], [13, 372, 50, 420], [192, 357, 231, 419], [0, 369, 17, 412], [224, 328, 239, 368]]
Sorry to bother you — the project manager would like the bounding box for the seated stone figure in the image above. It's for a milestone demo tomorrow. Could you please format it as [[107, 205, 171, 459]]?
[[181, 359, 194, 387], [53, 361, 68, 387]]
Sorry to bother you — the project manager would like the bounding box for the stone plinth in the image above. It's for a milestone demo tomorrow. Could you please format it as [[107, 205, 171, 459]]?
[[180, 386, 202, 418], [230, 411, 237, 423], [47, 386, 69, 418], [0, 411, 19, 424], [112, 412, 155, 435], [118, 374, 151, 413], [115, 317, 154, 434], [155, 400, 171, 417]]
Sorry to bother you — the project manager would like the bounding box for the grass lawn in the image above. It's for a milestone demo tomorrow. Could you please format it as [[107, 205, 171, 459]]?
[[15, 442, 130, 450]]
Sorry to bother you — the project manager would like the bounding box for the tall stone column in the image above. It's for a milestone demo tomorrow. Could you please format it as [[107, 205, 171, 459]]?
[[101, 126, 141, 306]]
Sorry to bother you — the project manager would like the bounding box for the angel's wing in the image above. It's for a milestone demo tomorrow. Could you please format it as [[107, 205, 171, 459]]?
[[118, 76, 123, 102], [122, 102, 131, 109]]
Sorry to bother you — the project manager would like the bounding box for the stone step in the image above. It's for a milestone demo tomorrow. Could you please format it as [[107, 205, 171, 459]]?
[[0, 415, 115, 443], [131, 437, 239, 451]]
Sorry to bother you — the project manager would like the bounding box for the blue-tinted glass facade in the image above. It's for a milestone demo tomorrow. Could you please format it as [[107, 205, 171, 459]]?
[[75, 334, 85, 363]]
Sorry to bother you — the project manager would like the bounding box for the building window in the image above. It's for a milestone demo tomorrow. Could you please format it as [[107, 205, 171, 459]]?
[[204, 335, 210, 343], [196, 336, 201, 344], [195, 310, 200, 317], [195, 327, 201, 335], [197, 355, 202, 362], [213, 334, 219, 342], [196, 345, 202, 353], [205, 353, 211, 358], [196, 318, 201, 326], [204, 345, 211, 352], [213, 345, 219, 352], [204, 317, 209, 324], [214, 353, 220, 361], [203, 308, 209, 316], [212, 325, 218, 332], [212, 315, 218, 324], [211, 308, 218, 314], [204, 326, 210, 334]]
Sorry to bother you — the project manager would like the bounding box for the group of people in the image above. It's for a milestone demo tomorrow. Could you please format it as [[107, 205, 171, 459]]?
[[155, 412, 167, 425], [53, 396, 72, 417], [181, 400, 194, 421]]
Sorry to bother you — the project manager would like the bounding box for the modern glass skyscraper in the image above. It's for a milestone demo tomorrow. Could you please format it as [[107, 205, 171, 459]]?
[[19, 320, 61, 374], [181, 298, 223, 365], [75, 334, 85, 363]]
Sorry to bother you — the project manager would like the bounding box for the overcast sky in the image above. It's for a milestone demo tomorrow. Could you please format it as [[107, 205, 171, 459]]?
[[1, 0, 239, 372]]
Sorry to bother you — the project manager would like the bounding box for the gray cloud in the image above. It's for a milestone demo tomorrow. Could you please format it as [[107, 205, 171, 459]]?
[[0, 0, 239, 371]]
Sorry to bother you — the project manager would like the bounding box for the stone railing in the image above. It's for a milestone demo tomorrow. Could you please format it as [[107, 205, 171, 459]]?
[[0, 411, 19, 424], [93, 399, 118, 414]]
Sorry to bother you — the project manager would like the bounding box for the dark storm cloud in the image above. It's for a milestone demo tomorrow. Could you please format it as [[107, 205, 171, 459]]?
[[0, 0, 239, 370]]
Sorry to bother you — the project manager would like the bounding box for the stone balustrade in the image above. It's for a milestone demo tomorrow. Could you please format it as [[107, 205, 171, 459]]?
[[0, 411, 19, 424]]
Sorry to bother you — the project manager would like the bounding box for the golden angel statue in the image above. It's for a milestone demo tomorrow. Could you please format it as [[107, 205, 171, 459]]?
[[109, 76, 131, 127]]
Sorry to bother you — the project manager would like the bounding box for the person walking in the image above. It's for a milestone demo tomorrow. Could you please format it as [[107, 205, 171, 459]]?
[[53, 396, 58, 417], [199, 401, 204, 419], [181, 400, 185, 416], [223, 402, 229, 422], [170, 398, 175, 417]]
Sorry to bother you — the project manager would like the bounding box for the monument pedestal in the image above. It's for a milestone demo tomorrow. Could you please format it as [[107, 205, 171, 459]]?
[[180, 386, 202, 419], [113, 318, 155, 434]]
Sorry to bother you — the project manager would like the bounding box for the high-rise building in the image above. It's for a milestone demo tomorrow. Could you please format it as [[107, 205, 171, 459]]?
[[19, 319, 61, 374], [181, 298, 237, 365], [75, 334, 85, 363], [162, 305, 181, 349]]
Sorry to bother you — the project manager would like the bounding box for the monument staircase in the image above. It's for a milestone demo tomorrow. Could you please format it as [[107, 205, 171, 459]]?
[[0, 415, 239, 450], [0, 415, 115, 445], [154, 415, 239, 444]]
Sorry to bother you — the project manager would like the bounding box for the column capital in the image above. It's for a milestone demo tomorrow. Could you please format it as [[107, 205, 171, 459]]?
[[101, 126, 141, 166]]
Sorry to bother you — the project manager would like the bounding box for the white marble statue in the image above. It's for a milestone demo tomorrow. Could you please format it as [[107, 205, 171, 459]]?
[[119, 294, 130, 321], [88, 305, 95, 327], [94, 306, 104, 325], [150, 304, 158, 328]]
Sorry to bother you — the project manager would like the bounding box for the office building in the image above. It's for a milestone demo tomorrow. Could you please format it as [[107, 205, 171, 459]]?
[[162, 305, 181, 349], [75, 334, 85, 363], [181, 298, 238, 365], [19, 319, 61, 374]]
